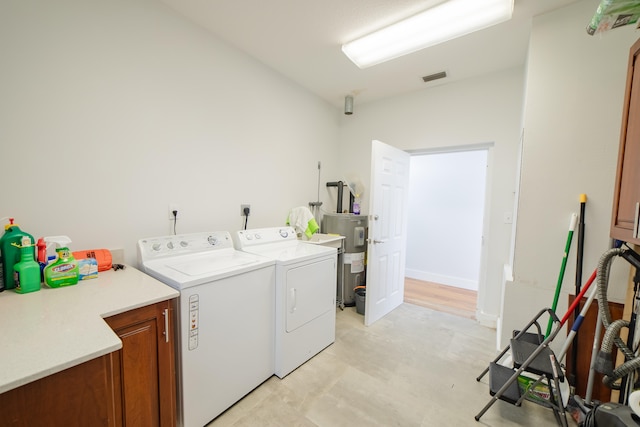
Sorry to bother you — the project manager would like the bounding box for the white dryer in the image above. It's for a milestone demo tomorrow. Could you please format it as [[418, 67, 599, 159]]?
[[234, 226, 337, 378], [138, 231, 275, 427]]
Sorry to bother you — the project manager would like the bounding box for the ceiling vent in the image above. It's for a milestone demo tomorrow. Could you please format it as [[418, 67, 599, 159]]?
[[422, 71, 447, 83]]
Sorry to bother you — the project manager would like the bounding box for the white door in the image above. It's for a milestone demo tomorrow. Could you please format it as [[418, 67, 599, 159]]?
[[365, 140, 411, 326]]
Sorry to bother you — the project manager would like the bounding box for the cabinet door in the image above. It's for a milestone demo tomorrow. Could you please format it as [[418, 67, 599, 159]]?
[[612, 37, 640, 242], [0, 354, 119, 427], [105, 300, 176, 427]]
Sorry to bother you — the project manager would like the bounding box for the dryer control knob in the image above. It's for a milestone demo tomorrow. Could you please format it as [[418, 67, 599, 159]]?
[[180, 241, 188, 247], [167, 241, 174, 249], [152, 243, 161, 251]]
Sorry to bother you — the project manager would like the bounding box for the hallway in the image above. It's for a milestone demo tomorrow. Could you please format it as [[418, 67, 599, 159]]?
[[404, 277, 477, 320]]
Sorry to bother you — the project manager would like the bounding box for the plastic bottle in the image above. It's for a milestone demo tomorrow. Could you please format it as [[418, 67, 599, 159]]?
[[36, 237, 47, 282], [36, 237, 47, 264], [13, 236, 41, 294], [0, 218, 35, 291], [44, 244, 79, 288], [353, 197, 361, 215]]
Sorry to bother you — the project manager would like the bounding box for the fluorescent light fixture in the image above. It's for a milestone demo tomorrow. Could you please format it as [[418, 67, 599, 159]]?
[[341, 0, 514, 69]]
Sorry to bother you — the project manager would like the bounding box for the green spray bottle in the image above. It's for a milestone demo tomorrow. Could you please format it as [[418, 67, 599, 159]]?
[[13, 236, 41, 294], [0, 218, 35, 291], [43, 236, 79, 288]]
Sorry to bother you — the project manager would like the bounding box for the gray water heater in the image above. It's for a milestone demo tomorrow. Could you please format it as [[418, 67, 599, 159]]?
[[321, 213, 368, 306]]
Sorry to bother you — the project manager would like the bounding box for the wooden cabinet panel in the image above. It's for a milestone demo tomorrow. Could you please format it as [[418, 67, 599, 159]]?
[[566, 295, 624, 403], [611, 37, 640, 243], [105, 300, 176, 427], [0, 354, 119, 427], [0, 300, 176, 427]]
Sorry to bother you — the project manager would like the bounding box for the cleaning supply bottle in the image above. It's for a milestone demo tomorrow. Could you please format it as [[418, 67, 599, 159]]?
[[43, 237, 79, 288], [353, 196, 361, 215], [13, 236, 41, 294], [36, 237, 47, 282], [0, 218, 35, 291], [36, 237, 47, 264], [0, 216, 7, 291]]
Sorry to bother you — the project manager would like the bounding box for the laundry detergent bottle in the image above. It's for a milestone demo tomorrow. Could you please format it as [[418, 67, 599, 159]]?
[[44, 246, 79, 288], [13, 236, 41, 294], [0, 218, 35, 291]]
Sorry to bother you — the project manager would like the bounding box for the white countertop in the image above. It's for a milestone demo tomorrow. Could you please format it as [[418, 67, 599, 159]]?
[[0, 266, 179, 394]]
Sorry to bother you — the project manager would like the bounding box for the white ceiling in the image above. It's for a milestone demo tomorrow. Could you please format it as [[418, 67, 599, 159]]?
[[159, 0, 582, 109]]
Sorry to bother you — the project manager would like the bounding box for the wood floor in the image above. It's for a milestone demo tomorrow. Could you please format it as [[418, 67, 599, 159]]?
[[404, 277, 477, 320]]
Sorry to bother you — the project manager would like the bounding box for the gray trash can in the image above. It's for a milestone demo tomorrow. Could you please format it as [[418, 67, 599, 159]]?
[[354, 288, 366, 315]]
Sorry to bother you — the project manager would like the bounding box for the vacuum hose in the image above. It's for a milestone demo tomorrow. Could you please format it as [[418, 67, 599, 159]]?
[[595, 248, 639, 389]]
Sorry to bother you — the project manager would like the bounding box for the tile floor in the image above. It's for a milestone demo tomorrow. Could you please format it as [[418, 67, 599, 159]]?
[[208, 303, 572, 426]]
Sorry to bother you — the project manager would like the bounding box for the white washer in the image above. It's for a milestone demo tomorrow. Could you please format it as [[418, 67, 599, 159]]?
[[234, 226, 337, 378], [137, 231, 275, 427]]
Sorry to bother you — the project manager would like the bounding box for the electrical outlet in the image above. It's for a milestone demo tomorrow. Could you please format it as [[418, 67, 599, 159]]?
[[169, 204, 180, 220], [240, 204, 250, 216]]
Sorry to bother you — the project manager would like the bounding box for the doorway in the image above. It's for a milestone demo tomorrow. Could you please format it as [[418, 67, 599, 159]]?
[[405, 148, 489, 317]]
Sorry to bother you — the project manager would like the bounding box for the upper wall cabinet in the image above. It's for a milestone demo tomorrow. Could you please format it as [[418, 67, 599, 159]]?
[[611, 37, 640, 243]]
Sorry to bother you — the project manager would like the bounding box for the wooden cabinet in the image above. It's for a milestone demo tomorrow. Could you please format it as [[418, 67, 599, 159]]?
[[0, 354, 119, 427], [611, 37, 640, 243], [105, 300, 177, 427], [0, 300, 176, 427]]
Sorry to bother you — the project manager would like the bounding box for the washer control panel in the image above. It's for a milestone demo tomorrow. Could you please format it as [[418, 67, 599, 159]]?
[[138, 231, 233, 262], [188, 294, 199, 350], [234, 226, 297, 248]]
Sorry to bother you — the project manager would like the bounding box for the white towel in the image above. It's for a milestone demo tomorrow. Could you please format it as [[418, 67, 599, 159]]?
[[287, 206, 319, 238]]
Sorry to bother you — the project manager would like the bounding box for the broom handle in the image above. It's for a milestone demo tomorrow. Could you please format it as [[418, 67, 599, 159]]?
[[571, 194, 587, 384], [546, 213, 578, 337], [560, 268, 597, 325]]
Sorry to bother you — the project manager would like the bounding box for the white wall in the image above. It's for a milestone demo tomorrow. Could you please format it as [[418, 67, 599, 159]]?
[[5, 0, 634, 344], [338, 67, 525, 326], [406, 151, 488, 290], [1, 0, 341, 265], [502, 0, 639, 347]]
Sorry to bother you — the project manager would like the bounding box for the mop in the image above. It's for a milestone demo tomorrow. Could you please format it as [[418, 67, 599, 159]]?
[[308, 161, 323, 222]]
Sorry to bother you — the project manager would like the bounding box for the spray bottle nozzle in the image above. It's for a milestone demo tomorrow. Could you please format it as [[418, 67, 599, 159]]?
[[43, 236, 72, 249], [42, 236, 72, 263]]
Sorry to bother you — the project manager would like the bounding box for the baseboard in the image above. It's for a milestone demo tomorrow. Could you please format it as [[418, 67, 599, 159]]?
[[405, 269, 478, 291], [476, 310, 497, 329]]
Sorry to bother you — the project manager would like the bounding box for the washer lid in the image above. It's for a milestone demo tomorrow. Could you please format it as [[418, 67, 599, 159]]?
[[142, 249, 274, 289], [167, 250, 257, 276], [240, 241, 337, 265]]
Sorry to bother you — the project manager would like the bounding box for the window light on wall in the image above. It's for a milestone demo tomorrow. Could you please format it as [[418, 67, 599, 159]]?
[[341, 0, 514, 69]]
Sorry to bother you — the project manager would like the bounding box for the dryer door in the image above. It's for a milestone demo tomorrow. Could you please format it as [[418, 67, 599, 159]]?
[[285, 257, 336, 332]]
